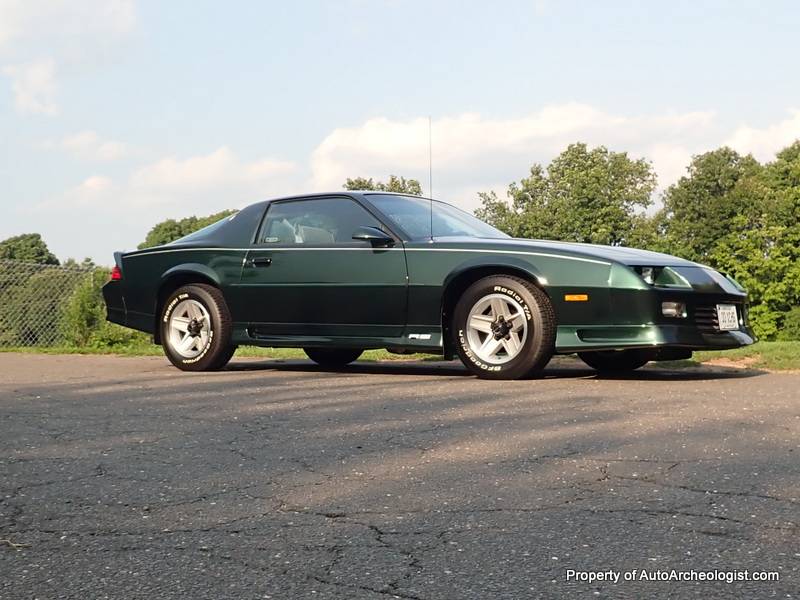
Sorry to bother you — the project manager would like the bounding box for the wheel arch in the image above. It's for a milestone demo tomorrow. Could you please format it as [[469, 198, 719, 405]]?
[[153, 264, 221, 344], [440, 259, 552, 355]]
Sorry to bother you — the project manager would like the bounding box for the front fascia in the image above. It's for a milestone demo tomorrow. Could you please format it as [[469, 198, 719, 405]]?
[[554, 266, 756, 352]]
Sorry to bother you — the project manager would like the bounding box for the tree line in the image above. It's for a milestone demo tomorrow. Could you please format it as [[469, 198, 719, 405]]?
[[476, 142, 800, 340], [2, 141, 798, 342]]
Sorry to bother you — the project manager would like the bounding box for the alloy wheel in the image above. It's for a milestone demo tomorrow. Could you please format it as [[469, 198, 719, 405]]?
[[167, 299, 212, 359], [465, 293, 529, 365]]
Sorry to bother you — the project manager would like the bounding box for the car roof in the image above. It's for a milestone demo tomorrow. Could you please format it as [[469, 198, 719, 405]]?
[[250, 191, 435, 209]]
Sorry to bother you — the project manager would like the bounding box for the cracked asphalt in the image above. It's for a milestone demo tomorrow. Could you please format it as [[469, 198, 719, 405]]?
[[1, 353, 799, 599]]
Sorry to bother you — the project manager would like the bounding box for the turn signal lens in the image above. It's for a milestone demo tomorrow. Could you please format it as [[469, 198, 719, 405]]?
[[662, 301, 686, 318], [110, 265, 122, 281]]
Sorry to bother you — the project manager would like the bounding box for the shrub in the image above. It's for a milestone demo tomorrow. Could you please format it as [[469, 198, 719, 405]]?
[[778, 307, 800, 341], [60, 267, 148, 348]]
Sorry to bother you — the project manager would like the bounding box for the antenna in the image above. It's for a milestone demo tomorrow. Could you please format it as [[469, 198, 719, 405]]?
[[428, 115, 433, 241], [428, 115, 433, 197]]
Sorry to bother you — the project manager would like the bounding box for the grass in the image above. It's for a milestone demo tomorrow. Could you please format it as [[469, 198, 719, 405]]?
[[2, 341, 798, 370], [657, 341, 800, 371], [0, 344, 440, 362]]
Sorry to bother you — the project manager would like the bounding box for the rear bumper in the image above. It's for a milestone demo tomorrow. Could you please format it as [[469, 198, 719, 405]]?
[[102, 281, 126, 326], [556, 323, 756, 353], [103, 281, 155, 335]]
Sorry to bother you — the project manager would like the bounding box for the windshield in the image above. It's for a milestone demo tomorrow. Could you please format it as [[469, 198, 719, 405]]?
[[367, 194, 508, 240]]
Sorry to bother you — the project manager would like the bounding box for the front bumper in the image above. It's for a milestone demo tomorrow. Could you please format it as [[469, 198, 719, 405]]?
[[553, 271, 756, 353], [555, 323, 756, 353]]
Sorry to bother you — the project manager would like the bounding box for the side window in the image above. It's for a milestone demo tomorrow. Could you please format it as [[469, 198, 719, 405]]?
[[257, 198, 384, 246]]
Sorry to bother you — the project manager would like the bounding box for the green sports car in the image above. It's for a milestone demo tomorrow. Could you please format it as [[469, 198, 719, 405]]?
[[103, 192, 755, 379]]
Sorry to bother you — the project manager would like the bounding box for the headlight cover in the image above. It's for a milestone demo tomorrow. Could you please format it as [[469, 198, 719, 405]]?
[[632, 266, 692, 289], [724, 274, 746, 293]]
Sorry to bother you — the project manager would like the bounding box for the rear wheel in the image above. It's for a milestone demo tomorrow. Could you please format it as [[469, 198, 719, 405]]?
[[578, 349, 657, 372], [452, 275, 555, 380], [304, 348, 363, 367], [160, 284, 235, 371]]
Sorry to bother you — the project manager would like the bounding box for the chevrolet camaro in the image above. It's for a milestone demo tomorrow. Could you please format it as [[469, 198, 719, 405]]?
[[103, 192, 755, 379]]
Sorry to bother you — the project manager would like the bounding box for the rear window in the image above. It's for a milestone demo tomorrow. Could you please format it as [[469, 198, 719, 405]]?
[[171, 213, 237, 245]]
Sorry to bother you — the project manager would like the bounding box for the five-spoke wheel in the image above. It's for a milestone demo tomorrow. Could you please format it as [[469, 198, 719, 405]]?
[[166, 298, 212, 360], [465, 293, 529, 366], [453, 275, 555, 379]]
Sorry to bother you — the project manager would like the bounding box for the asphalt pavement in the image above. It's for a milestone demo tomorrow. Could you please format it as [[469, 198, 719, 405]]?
[[2, 353, 799, 599]]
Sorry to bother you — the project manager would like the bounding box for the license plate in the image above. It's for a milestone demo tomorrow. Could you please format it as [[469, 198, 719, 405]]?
[[716, 304, 739, 330]]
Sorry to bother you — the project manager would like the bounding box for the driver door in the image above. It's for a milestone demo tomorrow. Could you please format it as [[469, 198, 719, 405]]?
[[237, 196, 408, 338]]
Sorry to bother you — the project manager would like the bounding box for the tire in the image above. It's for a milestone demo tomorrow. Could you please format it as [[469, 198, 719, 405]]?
[[578, 349, 657, 372], [160, 284, 235, 371], [452, 275, 556, 380], [304, 348, 363, 367], [215, 345, 238, 368]]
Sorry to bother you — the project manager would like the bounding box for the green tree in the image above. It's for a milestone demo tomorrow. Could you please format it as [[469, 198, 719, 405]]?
[[343, 175, 423, 196], [0, 233, 59, 264], [476, 143, 657, 246], [62, 258, 95, 269], [655, 147, 762, 261], [707, 142, 800, 339], [139, 210, 237, 249]]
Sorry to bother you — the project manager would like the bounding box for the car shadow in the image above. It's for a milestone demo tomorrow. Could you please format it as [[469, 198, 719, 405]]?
[[225, 358, 766, 381]]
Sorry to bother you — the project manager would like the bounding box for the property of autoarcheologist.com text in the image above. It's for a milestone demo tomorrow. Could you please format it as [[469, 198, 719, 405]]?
[[566, 569, 780, 584]]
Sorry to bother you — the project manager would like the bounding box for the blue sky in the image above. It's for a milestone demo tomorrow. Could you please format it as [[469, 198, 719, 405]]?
[[2, 0, 799, 264]]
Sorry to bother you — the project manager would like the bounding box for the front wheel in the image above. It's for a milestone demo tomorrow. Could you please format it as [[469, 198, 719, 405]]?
[[160, 284, 235, 371], [452, 275, 556, 380], [304, 348, 363, 367], [578, 349, 657, 372]]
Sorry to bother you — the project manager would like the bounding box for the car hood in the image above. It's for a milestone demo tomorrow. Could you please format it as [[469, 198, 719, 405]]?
[[458, 237, 700, 267]]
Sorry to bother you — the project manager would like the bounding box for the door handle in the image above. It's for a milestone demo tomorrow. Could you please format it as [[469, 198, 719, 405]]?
[[246, 257, 272, 267]]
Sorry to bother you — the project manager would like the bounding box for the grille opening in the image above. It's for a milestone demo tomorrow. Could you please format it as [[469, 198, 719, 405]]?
[[692, 304, 746, 333]]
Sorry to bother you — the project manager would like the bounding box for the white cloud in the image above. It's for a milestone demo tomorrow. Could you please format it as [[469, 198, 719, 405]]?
[[648, 143, 695, 188], [2, 59, 58, 115], [130, 147, 295, 194], [0, 0, 136, 115], [0, 0, 136, 49], [61, 175, 114, 207], [43, 130, 128, 161], [310, 103, 717, 202], [724, 109, 800, 161], [50, 147, 297, 213]]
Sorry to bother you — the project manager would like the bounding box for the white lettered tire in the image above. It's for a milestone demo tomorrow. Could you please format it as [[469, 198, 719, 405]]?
[[160, 284, 235, 371], [453, 275, 555, 380]]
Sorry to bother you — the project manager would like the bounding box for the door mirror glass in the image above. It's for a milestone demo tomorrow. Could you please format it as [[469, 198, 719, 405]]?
[[352, 226, 394, 246]]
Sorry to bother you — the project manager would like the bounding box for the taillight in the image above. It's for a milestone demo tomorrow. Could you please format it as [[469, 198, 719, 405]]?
[[110, 265, 122, 281]]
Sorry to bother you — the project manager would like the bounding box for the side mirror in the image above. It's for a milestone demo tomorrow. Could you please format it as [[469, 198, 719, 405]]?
[[352, 226, 394, 247]]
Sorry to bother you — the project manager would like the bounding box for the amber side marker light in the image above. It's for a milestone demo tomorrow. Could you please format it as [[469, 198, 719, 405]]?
[[564, 294, 589, 302]]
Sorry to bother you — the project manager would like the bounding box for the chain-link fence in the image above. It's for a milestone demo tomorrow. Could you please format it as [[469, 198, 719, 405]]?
[[0, 259, 94, 347]]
